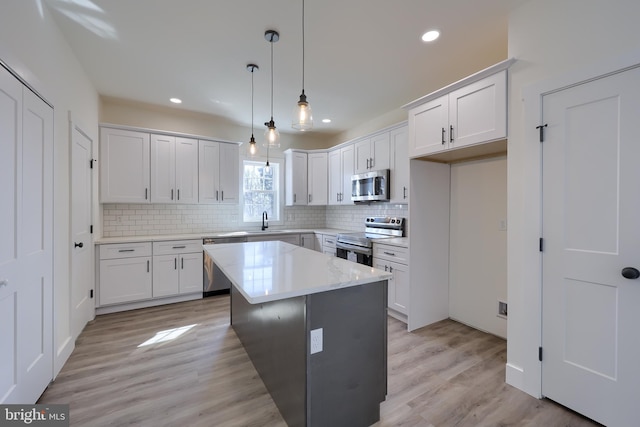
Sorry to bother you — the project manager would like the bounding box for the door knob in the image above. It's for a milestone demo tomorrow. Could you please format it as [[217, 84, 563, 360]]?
[[621, 267, 640, 279], [74, 242, 84, 248]]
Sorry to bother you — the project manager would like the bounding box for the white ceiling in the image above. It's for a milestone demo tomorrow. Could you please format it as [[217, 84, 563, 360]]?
[[44, 0, 521, 137]]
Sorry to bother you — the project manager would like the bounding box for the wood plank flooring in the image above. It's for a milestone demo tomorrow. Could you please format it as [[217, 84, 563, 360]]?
[[39, 295, 600, 426]]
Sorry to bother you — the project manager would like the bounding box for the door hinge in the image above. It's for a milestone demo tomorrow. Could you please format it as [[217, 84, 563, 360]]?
[[536, 124, 548, 142], [90, 225, 93, 234], [538, 346, 543, 361], [90, 289, 94, 299], [539, 237, 544, 252]]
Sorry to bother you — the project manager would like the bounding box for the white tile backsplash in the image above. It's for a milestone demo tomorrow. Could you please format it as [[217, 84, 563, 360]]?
[[101, 203, 408, 237]]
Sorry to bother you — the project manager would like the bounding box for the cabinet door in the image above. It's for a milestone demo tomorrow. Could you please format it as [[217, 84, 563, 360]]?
[[175, 137, 199, 204], [408, 95, 449, 158], [449, 70, 507, 149], [341, 145, 355, 204], [300, 233, 315, 249], [286, 151, 308, 205], [100, 128, 150, 203], [354, 138, 372, 174], [370, 132, 390, 170], [179, 252, 203, 294], [308, 152, 328, 205], [328, 149, 342, 205], [388, 260, 409, 315], [198, 140, 220, 204], [152, 254, 180, 297], [151, 134, 176, 203], [99, 257, 152, 305], [219, 143, 239, 203], [390, 126, 409, 203], [314, 234, 323, 252]]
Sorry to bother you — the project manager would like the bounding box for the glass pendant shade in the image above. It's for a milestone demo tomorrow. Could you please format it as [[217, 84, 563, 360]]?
[[292, 91, 313, 131]]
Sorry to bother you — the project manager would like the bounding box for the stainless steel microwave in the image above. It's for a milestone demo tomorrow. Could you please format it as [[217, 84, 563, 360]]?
[[351, 169, 390, 202]]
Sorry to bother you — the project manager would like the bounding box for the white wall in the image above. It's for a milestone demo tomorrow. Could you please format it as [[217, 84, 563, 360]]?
[[449, 156, 507, 338], [507, 0, 640, 397], [0, 1, 99, 375]]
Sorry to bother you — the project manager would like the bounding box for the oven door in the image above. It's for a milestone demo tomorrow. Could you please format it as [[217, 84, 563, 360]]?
[[336, 241, 373, 266]]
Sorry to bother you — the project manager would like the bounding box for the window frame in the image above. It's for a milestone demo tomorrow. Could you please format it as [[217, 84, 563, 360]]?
[[241, 156, 284, 227]]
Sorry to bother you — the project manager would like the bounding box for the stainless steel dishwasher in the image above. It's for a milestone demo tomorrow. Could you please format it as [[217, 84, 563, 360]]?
[[203, 237, 246, 296]]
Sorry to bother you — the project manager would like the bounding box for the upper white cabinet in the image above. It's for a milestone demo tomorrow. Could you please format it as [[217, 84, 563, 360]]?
[[151, 134, 198, 204], [354, 132, 390, 174], [328, 145, 354, 205], [307, 152, 328, 205], [100, 127, 150, 203], [389, 124, 409, 204], [405, 59, 514, 162], [284, 150, 308, 205], [198, 140, 239, 204]]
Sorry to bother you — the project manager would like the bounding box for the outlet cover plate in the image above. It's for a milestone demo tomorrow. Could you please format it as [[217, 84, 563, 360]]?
[[310, 328, 323, 354]]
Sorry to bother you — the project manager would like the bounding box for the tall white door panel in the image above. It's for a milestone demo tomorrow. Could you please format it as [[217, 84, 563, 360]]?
[[0, 64, 23, 403], [150, 134, 176, 203], [198, 140, 220, 203], [175, 137, 198, 204], [70, 123, 94, 340], [542, 66, 640, 427]]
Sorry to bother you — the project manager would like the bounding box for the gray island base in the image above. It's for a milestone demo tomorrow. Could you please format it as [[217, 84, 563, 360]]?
[[204, 241, 390, 427]]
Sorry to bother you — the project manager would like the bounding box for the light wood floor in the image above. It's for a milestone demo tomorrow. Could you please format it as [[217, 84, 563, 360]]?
[[39, 295, 600, 426]]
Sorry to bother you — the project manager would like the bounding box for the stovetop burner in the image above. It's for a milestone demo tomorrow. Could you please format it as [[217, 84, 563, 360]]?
[[336, 216, 405, 249]]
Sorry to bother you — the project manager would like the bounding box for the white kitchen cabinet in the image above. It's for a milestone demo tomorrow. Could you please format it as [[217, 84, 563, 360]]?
[[373, 242, 409, 318], [152, 240, 203, 297], [389, 124, 409, 204], [198, 140, 239, 204], [328, 145, 354, 205], [151, 135, 199, 204], [354, 132, 390, 174], [307, 152, 328, 205], [322, 234, 337, 256], [98, 242, 152, 306], [406, 63, 511, 160], [284, 150, 308, 205], [313, 233, 323, 252], [300, 233, 315, 249], [100, 127, 150, 203]]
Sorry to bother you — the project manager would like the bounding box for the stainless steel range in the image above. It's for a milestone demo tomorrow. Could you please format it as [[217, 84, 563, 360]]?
[[336, 216, 405, 266]]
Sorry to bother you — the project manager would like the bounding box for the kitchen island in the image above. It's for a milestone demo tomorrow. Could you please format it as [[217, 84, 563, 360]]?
[[203, 241, 391, 427]]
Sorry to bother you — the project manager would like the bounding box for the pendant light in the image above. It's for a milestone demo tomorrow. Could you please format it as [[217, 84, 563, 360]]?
[[292, 0, 313, 131], [264, 30, 280, 150], [246, 64, 258, 156]]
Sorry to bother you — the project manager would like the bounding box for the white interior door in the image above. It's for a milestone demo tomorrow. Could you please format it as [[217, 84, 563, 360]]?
[[71, 122, 94, 340], [542, 66, 640, 426]]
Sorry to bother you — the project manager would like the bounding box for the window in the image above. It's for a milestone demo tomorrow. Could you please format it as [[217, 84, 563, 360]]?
[[242, 160, 281, 223]]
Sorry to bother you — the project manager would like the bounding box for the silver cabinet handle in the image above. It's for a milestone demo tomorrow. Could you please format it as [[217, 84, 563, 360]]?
[[403, 186, 407, 199], [370, 157, 374, 168], [309, 194, 312, 203], [181, 257, 184, 269], [147, 260, 150, 273], [174, 258, 177, 270], [294, 194, 297, 203], [366, 158, 370, 169], [177, 189, 180, 200], [221, 191, 224, 201], [450, 125, 454, 142], [172, 245, 186, 249], [389, 266, 393, 273], [216, 190, 219, 201], [383, 251, 396, 256], [118, 249, 135, 253], [171, 189, 174, 200], [145, 188, 148, 200], [326, 240, 334, 244]]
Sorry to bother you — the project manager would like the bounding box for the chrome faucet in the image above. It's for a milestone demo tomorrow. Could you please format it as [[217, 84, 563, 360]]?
[[262, 211, 268, 230]]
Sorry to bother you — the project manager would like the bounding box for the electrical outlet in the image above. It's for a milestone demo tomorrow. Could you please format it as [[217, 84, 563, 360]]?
[[310, 328, 323, 354], [499, 219, 507, 231]]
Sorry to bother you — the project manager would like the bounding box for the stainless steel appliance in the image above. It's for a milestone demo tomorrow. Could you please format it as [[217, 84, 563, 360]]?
[[336, 216, 405, 266], [351, 169, 390, 203], [203, 236, 246, 296]]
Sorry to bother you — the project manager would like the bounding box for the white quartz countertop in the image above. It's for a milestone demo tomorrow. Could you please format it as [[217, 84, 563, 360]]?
[[95, 228, 348, 245], [203, 241, 392, 304]]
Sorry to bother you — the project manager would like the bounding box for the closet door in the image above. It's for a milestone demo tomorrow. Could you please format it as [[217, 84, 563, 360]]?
[[0, 66, 54, 403]]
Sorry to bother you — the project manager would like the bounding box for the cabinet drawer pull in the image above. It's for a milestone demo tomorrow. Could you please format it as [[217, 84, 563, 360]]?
[[383, 251, 396, 256], [171, 189, 174, 200], [145, 188, 148, 200], [147, 260, 150, 273], [389, 266, 393, 273], [172, 246, 186, 249], [118, 249, 135, 253], [450, 125, 454, 142], [216, 190, 219, 201], [221, 191, 224, 201], [326, 240, 334, 244], [174, 258, 177, 270], [177, 189, 180, 200], [441, 127, 445, 144], [181, 258, 184, 269], [309, 194, 312, 203]]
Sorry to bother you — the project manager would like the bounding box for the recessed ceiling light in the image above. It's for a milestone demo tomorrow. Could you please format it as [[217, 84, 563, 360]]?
[[170, 98, 182, 104], [421, 30, 440, 42], [322, 119, 331, 123]]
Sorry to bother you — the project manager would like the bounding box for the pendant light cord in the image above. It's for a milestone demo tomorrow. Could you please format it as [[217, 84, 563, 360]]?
[[302, 0, 305, 93], [270, 34, 274, 120], [251, 67, 255, 138]]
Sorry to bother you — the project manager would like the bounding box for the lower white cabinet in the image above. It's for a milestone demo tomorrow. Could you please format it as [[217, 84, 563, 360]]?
[[300, 233, 315, 249], [322, 234, 337, 256], [152, 240, 203, 297], [99, 242, 152, 306], [247, 234, 301, 246], [373, 243, 409, 317]]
